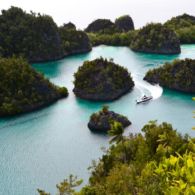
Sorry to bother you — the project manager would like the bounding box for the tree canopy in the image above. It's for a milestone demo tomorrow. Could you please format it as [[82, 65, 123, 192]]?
[[0, 57, 68, 116], [144, 58, 195, 93], [73, 58, 134, 101], [0, 7, 91, 62], [130, 23, 181, 54], [38, 121, 195, 195]]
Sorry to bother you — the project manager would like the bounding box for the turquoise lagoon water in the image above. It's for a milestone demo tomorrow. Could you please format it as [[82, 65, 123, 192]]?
[[0, 45, 195, 195]]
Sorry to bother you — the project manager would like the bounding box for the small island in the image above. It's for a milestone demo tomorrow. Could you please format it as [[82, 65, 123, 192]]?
[[144, 58, 195, 93], [73, 58, 134, 101], [88, 106, 131, 132], [0, 57, 68, 116], [130, 23, 181, 54]]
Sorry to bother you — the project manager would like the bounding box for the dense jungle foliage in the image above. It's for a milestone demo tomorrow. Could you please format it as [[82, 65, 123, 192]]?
[[130, 23, 181, 54], [86, 15, 135, 46], [144, 58, 195, 93], [0, 57, 68, 116], [165, 14, 195, 30], [73, 58, 134, 101], [176, 26, 195, 44], [59, 26, 91, 54], [0, 7, 91, 62], [88, 31, 137, 46], [38, 121, 195, 195], [0, 6, 63, 62], [165, 14, 195, 44]]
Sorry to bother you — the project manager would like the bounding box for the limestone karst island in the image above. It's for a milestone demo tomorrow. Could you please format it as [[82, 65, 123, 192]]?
[[0, 1, 195, 195]]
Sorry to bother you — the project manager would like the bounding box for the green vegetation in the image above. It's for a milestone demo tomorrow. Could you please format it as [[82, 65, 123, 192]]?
[[165, 14, 195, 44], [175, 26, 195, 44], [130, 23, 181, 54], [73, 58, 134, 101], [144, 58, 195, 93], [59, 26, 91, 55], [38, 175, 82, 195], [0, 6, 91, 62], [165, 14, 195, 30], [0, 57, 68, 116], [85, 19, 115, 34], [85, 16, 135, 46], [0, 6, 63, 62], [88, 31, 137, 46], [115, 15, 134, 32], [38, 121, 195, 195], [85, 15, 134, 34], [62, 22, 76, 31], [88, 106, 131, 132]]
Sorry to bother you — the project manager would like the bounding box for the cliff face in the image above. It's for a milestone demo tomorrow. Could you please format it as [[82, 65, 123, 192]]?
[[0, 57, 68, 116], [115, 15, 134, 32], [144, 58, 195, 93], [73, 58, 134, 101], [130, 23, 181, 54], [85, 19, 115, 33]]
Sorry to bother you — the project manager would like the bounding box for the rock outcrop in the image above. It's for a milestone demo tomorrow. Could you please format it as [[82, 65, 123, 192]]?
[[115, 15, 134, 32], [88, 106, 131, 132], [73, 58, 134, 101], [85, 19, 115, 33]]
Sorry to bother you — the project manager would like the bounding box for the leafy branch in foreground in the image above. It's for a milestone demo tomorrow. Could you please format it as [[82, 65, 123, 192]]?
[[37, 121, 195, 195], [38, 175, 82, 195]]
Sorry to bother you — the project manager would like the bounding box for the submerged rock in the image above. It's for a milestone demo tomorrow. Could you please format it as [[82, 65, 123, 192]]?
[[73, 58, 134, 101], [88, 106, 131, 132]]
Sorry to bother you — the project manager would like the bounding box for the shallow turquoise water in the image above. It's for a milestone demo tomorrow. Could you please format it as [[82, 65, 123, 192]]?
[[0, 45, 195, 195]]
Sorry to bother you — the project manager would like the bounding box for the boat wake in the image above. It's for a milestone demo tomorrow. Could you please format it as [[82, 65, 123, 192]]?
[[134, 77, 163, 100]]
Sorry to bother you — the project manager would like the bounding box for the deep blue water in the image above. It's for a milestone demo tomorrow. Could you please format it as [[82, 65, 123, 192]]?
[[0, 45, 194, 195]]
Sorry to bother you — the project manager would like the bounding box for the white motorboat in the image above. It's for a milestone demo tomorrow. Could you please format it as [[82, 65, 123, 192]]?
[[136, 95, 153, 104]]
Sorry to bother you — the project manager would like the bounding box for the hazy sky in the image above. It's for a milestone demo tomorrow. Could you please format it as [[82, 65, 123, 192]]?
[[1, 0, 195, 29]]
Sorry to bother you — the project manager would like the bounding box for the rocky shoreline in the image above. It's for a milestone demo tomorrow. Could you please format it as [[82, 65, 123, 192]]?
[[88, 107, 131, 132]]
